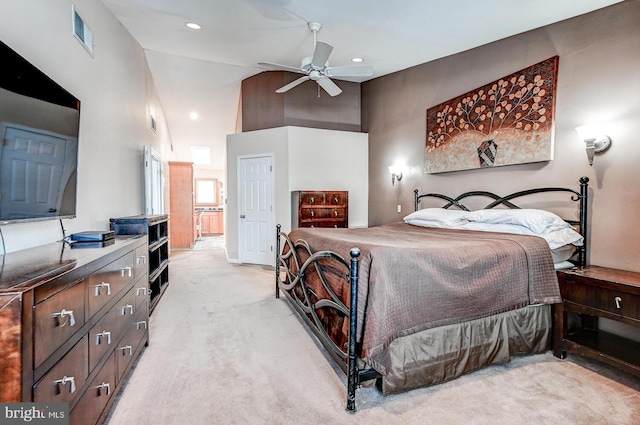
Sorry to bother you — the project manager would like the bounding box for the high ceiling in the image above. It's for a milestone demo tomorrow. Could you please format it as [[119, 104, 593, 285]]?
[[102, 0, 623, 169]]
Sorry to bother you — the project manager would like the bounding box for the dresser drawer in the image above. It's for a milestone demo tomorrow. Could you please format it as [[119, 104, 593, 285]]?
[[115, 307, 148, 384], [134, 244, 148, 279], [33, 335, 89, 404], [88, 287, 139, 370], [34, 282, 86, 368], [300, 207, 346, 219], [70, 352, 116, 425], [300, 192, 326, 205], [133, 274, 149, 311], [86, 251, 136, 317], [300, 219, 348, 228], [326, 192, 347, 206], [563, 279, 640, 321]]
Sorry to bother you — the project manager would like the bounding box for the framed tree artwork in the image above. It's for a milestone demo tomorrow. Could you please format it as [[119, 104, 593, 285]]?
[[425, 56, 558, 173]]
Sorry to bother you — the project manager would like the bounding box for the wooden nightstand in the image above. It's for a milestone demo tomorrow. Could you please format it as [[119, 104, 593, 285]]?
[[554, 266, 640, 377]]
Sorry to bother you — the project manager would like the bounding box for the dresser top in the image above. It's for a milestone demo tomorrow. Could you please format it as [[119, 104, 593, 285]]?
[[0, 236, 145, 293]]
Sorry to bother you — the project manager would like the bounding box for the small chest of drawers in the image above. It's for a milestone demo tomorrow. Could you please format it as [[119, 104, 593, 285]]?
[[292, 191, 348, 228], [554, 266, 640, 377]]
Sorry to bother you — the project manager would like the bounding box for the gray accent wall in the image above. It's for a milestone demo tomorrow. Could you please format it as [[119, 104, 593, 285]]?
[[363, 0, 640, 272]]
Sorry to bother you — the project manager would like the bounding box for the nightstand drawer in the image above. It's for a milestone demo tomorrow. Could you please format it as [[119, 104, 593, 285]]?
[[563, 279, 639, 320]]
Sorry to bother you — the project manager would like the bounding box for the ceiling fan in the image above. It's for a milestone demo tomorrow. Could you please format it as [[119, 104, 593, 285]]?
[[258, 22, 373, 97]]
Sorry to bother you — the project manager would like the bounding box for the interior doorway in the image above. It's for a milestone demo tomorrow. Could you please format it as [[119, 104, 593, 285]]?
[[237, 154, 274, 265]]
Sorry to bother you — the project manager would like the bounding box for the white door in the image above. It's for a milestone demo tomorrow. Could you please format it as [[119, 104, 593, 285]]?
[[0, 125, 71, 220], [238, 155, 274, 265]]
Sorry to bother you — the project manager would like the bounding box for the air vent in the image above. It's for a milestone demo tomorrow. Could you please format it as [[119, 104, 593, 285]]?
[[72, 4, 93, 56]]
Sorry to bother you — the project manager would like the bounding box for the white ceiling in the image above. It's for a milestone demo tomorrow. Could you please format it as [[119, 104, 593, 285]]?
[[101, 0, 623, 169]]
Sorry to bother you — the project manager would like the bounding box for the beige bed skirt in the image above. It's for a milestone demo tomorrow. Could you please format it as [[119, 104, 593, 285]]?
[[374, 304, 553, 395]]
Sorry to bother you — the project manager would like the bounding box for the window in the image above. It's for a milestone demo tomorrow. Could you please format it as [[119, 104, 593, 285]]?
[[195, 179, 218, 205]]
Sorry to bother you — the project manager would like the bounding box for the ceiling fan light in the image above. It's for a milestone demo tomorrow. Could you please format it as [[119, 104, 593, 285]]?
[[351, 57, 363, 63]]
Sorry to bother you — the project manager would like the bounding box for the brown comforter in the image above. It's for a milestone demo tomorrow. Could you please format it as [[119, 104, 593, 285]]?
[[287, 222, 560, 375]]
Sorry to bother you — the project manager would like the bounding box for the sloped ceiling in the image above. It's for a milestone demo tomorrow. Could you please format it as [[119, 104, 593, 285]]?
[[102, 0, 623, 169]]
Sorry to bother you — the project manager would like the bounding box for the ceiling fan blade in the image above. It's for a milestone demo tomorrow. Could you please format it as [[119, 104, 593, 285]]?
[[258, 61, 306, 74], [316, 77, 342, 97], [275, 76, 310, 93], [311, 41, 333, 68], [326, 65, 374, 78]]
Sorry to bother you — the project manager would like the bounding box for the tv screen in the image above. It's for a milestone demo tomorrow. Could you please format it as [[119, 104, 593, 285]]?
[[0, 40, 80, 224]]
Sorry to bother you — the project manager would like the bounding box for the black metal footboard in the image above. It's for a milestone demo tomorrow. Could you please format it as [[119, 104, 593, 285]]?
[[275, 225, 380, 413]]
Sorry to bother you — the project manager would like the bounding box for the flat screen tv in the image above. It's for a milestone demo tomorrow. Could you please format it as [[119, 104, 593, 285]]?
[[0, 40, 80, 224]]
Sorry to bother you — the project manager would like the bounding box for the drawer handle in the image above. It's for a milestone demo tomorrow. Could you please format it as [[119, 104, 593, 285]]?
[[334, 211, 338, 216], [95, 331, 112, 345], [136, 287, 147, 296], [121, 304, 134, 316], [615, 296, 622, 309], [137, 255, 147, 265], [135, 320, 148, 330], [334, 197, 339, 202], [94, 282, 111, 296], [121, 266, 133, 278], [310, 211, 315, 217], [52, 309, 75, 327], [118, 345, 133, 356], [53, 376, 75, 394], [96, 382, 111, 396], [310, 197, 315, 203]]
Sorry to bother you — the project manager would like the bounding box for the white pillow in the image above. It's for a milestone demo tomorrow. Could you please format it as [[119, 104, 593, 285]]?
[[403, 218, 466, 229], [460, 221, 583, 250], [403, 208, 469, 227], [550, 244, 576, 263], [466, 208, 572, 234]]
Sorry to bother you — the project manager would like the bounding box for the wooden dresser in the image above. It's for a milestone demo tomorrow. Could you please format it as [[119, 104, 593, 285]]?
[[291, 191, 348, 228], [554, 266, 640, 377], [0, 237, 149, 425]]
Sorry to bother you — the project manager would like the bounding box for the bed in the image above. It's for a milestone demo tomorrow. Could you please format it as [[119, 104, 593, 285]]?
[[275, 177, 589, 412]]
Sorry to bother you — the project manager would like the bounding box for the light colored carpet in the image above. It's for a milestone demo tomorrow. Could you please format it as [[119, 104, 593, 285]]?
[[105, 249, 640, 425]]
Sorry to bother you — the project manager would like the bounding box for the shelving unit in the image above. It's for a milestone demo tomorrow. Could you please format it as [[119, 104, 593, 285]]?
[[110, 214, 169, 314]]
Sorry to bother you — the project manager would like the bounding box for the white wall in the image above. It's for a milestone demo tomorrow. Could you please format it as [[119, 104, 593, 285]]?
[[287, 127, 368, 228], [0, 0, 173, 252], [226, 126, 368, 262]]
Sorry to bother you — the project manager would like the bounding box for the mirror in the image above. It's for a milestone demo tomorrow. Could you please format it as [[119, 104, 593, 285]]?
[[195, 178, 218, 205]]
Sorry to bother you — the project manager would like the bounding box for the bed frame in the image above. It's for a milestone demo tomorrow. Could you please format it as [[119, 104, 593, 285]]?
[[275, 176, 589, 413]]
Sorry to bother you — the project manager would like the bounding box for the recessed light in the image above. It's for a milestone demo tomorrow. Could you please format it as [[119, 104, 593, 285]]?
[[351, 57, 364, 63], [189, 112, 199, 120], [186, 22, 201, 30]]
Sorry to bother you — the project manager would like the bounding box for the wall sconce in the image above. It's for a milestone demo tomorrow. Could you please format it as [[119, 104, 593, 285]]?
[[575, 124, 611, 166], [388, 165, 403, 186]]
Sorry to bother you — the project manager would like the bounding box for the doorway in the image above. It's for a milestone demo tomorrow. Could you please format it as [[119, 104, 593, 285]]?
[[237, 154, 274, 265]]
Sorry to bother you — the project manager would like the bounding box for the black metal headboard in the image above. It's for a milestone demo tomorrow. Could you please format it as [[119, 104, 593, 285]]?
[[414, 176, 589, 267]]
